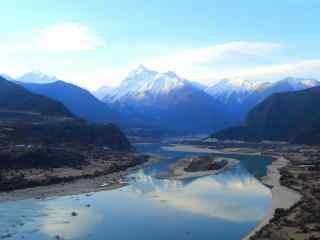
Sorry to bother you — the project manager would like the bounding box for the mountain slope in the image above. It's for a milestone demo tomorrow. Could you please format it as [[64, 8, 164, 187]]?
[[212, 86, 320, 143], [103, 65, 231, 133], [17, 77, 120, 124], [0, 76, 72, 118], [105, 65, 190, 102]]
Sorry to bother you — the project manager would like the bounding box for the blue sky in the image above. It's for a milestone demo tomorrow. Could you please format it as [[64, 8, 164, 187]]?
[[1, 0, 320, 89]]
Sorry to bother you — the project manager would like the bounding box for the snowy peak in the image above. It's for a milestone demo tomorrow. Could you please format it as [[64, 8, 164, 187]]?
[[206, 79, 259, 96], [106, 66, 190, 102], [17, 71, 59, 84], [126, 65, 157, 80], [273, 77, 320, 90], [206, 77, 320, 99]]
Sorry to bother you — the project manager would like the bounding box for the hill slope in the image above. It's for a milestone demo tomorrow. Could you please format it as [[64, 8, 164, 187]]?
[[0, 76, 72, 118], [17, 79, 119, 124], [212, 86, 320, 143]]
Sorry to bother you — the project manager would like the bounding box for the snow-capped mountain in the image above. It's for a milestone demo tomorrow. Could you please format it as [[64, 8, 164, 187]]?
[[105, 65, 193, 102], [203, 76, 320, 125], [17, 71, 59, 83], [103, 65, 232, 133], [206, 77, 320, 104], [205, 79, 264, 104], [92, 86, 115, 100], [266, 77, 320, 92]]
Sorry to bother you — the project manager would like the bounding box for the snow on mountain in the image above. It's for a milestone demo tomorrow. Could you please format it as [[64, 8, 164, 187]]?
[[105, 65, 192, 102], [206, 79, 254, 95], [92, 86, 115, 100], [205, 77, 320, 104], [17, 71, 59, 84], [205, 79, 263, 103], [269, 77, 320, 91]]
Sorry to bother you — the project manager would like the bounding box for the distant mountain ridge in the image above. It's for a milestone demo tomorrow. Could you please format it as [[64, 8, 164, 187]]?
[[205, 77, 320, 122], [103, 65, 232, 133], [212, 86, 320, 144], [0, 76, 72, 118], [17, 71, 60, 84]]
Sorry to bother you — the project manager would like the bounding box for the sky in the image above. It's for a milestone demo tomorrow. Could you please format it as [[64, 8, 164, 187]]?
[[1, 0, 320, 90]]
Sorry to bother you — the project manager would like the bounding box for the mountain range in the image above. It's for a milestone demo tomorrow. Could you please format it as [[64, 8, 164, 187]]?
[[103, 65, 232, 133], [205, 77, 320, 122], [3, 66, 320, 136], [14, 72, 120, 124], [102, 65, 320, 133]]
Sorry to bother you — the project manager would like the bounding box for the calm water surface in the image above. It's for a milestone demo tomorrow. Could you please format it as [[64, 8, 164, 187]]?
[[0, 143, 272, 240]]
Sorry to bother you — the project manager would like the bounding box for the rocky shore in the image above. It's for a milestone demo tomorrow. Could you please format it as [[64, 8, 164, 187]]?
[[247, 146, 320, 240]]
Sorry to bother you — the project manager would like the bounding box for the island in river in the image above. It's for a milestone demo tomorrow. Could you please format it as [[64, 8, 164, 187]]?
[[156, 154, 239, 180]]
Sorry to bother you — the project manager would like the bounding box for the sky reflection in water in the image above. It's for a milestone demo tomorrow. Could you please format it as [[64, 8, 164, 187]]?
[[0, 144, 272, 240]]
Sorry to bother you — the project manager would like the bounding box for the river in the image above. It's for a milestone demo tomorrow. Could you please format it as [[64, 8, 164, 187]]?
[[0, 142, 272, 240]]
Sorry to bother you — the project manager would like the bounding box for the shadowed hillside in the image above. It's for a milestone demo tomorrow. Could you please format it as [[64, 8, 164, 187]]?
[[212, 86, 320, 144]]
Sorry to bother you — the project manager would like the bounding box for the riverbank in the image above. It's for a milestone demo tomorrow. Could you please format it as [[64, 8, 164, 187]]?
[[247, 145, 320, 239], [175, 139, 320, 239], [0, 154, 162, 203], [243, 156, 301, 240]]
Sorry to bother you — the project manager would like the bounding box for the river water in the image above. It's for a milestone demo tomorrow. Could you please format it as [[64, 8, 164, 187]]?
[[0, 143, 272, 240]]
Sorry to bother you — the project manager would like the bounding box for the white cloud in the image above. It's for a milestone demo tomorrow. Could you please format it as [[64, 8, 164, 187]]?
[[137, 42, 320, 86], [145, 41, 284, 71], [191, 59, 320, 85], [0, 22, 104, 53], [36, 23, 104, 52], [228, 59, 320, 80]]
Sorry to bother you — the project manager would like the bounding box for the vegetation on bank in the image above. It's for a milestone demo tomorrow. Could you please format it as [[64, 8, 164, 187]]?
[[250, 146, 320, 240]]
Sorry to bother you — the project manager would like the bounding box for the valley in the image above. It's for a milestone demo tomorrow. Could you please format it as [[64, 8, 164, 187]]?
[[1, 66, 320, 240], [2, 3, 320, 239]]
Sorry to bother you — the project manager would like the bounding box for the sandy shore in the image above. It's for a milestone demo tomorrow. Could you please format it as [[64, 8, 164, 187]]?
[[0, 155, 162, 203], [162, 144, 223, 154], [162, 144, 262, 156], [243, 156, 302, 240]]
